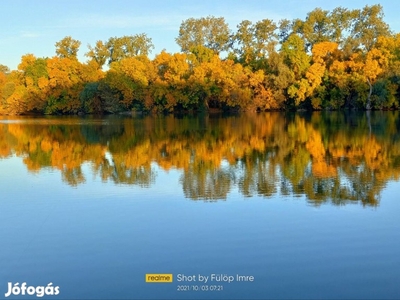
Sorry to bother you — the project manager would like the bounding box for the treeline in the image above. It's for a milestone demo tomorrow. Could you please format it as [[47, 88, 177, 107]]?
[[1, 4, 400, 115]]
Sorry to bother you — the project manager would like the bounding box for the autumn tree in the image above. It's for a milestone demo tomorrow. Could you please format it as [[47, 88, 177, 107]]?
[[151, 51, 192, 111], [0, 54, 46, 114], [369, 34, 400, 108], [363, 48, 389, 109], [97, 55, 156, 112], [307, 41, 339, 109], [188, 45, 215, 65], [45, 56, 83, 114], [16, 54, 50, 112], [55, 36, 81, 59], [0, 64, 9, 106], [0, 73, 7, 114]]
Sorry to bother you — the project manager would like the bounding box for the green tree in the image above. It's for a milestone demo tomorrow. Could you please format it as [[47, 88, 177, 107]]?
[[106, 34, 154, 64], [293, 8, 334, 50], [280, 34, 311, 106], [176, 16, 231, 54], [345, 4, 391, 52], [232, 19, 277, 69], [0, 64, 10, 74], [189, 45, 215, 65], [85, 40, 109, 69], [278, 19, 292, 43], [232, 20, 254, 63]]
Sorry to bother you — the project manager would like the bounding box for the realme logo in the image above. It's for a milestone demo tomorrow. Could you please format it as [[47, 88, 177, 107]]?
[[145, 274, 173, 283]]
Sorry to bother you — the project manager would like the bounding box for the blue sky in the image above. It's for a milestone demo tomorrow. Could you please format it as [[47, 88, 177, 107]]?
[[1, 0, 400, 70]]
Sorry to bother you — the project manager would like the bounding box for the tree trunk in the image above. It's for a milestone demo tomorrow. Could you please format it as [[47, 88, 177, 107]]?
[[366, 110, 372, 137]]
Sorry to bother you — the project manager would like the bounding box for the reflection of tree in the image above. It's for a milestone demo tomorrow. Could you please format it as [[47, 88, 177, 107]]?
[[180, 161, 233, 200], [0, 121, 12, 157], [237, 153, 278, 198], [1, 112, 400, 206], [80, 120, 124, 145], [62, 167, 86, 186], [110, 164, 154, 187]]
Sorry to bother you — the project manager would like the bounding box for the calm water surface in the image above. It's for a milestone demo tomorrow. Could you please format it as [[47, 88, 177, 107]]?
[[1, 112, 400, 299]]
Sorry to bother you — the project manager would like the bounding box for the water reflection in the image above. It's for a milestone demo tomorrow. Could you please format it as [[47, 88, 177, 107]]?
[[1, 111, 400, 206]]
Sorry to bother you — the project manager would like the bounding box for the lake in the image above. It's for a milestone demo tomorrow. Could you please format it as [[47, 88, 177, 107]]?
[[1, 111, 400, 299]]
